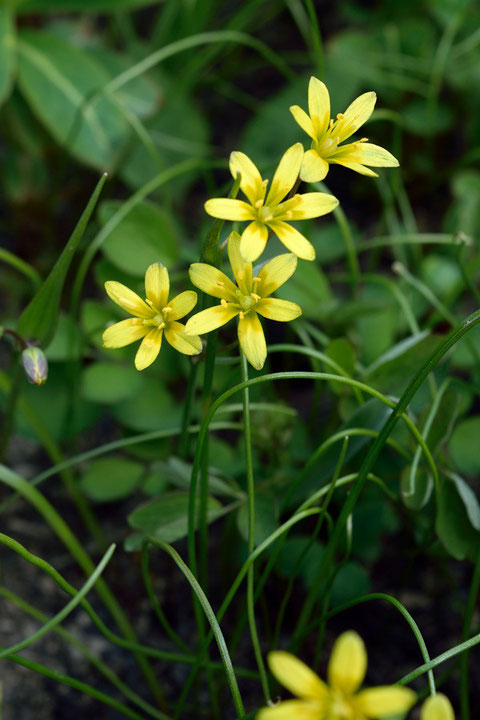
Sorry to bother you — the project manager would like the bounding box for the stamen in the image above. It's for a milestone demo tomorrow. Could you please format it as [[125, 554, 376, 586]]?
[[239, 311, 244, 320], [284, 210, 293, 219], [262, 179, 268, 187], [251, 293, 260, 301], [263, 214, 274, 222], [336, 112, 345, 120], [216, 280, 225, 287], [162, 306, 172, 314], [158, 322, 166, 330], [360, 137, 368, 142], [254, 199, 263, 208], [329, 118, 334, 128], [221, 298, 228, 308], [145, 298, 155, 307]]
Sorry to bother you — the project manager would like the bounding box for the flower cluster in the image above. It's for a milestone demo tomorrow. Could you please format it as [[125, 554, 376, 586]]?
[[102, 78, 398, 370]]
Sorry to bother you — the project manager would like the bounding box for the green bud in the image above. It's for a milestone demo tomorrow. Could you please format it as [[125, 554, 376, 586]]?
[[22, 346, 48, 385]]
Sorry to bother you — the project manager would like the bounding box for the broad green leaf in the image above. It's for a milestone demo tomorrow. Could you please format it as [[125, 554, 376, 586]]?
[[143, 457, 241, 499], [17, 31, 128, 170], [436, 473, 480, 560], [275, 259, 333, 320], [81, 457, 143, 502], [354, 284, 397, 365], [449, 416, 480, 476], [325, 338, 356, 395], [0, 6, 15, 105], [81, 362, 141, 405], [128, 491, 223, 543], [366, 332, 442, 395], [98, 200, 180, 276], [112, 376, 182, 432], [17, 173, 107, 346], [420, 254, 461, 299], [45, 313, 83, 362], [445, 170, 480, 240], [89, 47, 160, 119], [81, 300, 115, 348], [237, 493, 278, 547], [403, 99, 454, 137], [120, 92, 209, 193]]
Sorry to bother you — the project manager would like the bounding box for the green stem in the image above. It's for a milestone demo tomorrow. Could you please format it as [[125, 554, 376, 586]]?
[[178, 360, 199, 458], [241, 352, 270, 702], [304, 0, 323, 77], [150, 539, 245, 719], [397, 632, 480, 686], [0, 356, 22, 463]]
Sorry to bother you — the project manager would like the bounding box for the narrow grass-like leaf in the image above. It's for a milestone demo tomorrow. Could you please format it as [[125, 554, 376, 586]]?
[[17, 173, 107, 346], [0, 5, 15, 105]]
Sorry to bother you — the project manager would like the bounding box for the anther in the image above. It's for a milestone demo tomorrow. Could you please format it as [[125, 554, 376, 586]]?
[[239, 311, 244, 319], [337, 112, 345, 119], [284, 210, 293, 219], [251, 293, 260, 301], [216, 280, 225, 287], [158, 322, 166, 330], [162, 306, 172, 314], [263, 214, 274, 222], [360, 137, 368, 142], [221, 298, 228, 307], [254, 199, 263, 208]]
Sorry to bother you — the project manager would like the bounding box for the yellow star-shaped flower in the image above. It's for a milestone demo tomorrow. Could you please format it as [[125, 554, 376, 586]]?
[[185, 232, 301, 370], [421, 694, 454, 720], [290, 77, 399, 182], [102, 263, 202, 371], [258, 631, 416, 720], [204, 143, 338, 262]]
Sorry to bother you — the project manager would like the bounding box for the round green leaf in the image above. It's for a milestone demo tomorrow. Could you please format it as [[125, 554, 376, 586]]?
[[99, 200, 180, 276], [81, 362, 141, 404], [81, 457, 143, 502], [112, 376, 181, 431], [449, 416, 480, 476]]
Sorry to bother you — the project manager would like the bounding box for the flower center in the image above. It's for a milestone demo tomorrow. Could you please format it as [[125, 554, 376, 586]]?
[[254, 201, 275, 224], [236, 292, 260, 314], [327, 691, 355, 720]]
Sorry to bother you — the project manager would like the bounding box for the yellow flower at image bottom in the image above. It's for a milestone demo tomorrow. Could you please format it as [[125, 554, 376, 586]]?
[[258, 631, 416, 720], [204, 143, 338, 262], [290, 76, 399, 182], [185, 232, 301, 370], [102, 263, 202, 370], [421, 694, 455, 720]]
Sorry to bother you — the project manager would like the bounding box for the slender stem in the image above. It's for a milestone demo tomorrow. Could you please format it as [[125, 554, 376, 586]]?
[[178, 360, 200, 458], [0, 356, 22, 463], [304, 0, 323, 77], [241, 352, 270, 702]]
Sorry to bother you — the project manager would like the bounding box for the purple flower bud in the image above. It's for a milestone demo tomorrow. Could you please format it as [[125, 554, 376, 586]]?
[[22, 347, 48, 386]]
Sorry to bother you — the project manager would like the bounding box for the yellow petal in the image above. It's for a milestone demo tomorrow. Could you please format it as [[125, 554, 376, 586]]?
[[308, 76, 330, 137], [330, 157, 379, 177], [421, 694, 455, 720], [105, 281, 153, 319], [300, 149, 329, 183], [257, 700, 324, 720], [356, 686, 417, 718], [267, 651, 328, 701], [257, 253, 297, 296], [334, 141, 399, 168], [328, 631, 367, 694], [240, 221, 269, 262], [135, 327, 162, 370], [165, 321, 202, 355], [238, 312, 266, 370], [185, 304, 239, 335], [204, 198, 254, 221], [290, 105, 315, 139], [102, 318, 148, 348], [335, 91, 376, 143], [167, 291, 197, 321], [188, 263, 238, 300], [145, 263, 169, 309], [266, 143, 304, 206], [290, 192, 339, 219], [227, 231, 253, 294], [229, 151, 265, 205], [268, 221, 315, 261], [256, 298, 301, 321]]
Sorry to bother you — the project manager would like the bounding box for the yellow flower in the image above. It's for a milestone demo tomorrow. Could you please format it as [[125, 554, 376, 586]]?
[[185, 232, 301, 370], [421, 694, 454, 720], [204, 143, 338, 262], [102, 263, 202, 371], [290, 77, 399, 182], [258, 631, 416, 720]]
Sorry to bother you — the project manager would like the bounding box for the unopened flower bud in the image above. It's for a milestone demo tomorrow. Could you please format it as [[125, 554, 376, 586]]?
[[22, 346, 48, 386]]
